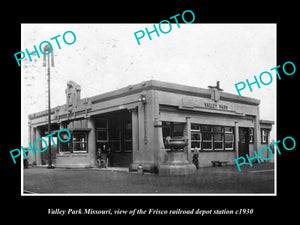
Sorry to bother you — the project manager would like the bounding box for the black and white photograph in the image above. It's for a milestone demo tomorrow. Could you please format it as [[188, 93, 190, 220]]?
[[4, 4, 298, 221], [21, 23, 276, 195]]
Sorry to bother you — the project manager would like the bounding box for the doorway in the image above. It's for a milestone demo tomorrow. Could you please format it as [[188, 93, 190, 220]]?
[[95, 110, 133, 167], [238, 127, 249, 158]]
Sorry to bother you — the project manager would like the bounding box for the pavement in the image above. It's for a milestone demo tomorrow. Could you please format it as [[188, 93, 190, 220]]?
[[23, 163, 275, 194]]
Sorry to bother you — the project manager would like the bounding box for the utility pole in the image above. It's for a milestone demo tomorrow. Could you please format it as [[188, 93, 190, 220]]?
[[43, 44, 54, 169]]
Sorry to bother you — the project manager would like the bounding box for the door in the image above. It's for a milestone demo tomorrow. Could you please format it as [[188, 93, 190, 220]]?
[[238, 127, 249, 157]]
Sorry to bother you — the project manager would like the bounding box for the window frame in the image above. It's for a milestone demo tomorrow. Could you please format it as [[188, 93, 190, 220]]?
[[190, 124, 235, 151], [124, 119, 133, 152], [249, 128, 254, 143], [58, 131, 89, 154], [191, 130, 201, 150], [202, 126, 213, 151], [162, 121, 186, 149], [224, 126, 234, 151], [72, 132, 88, 153], [213, 129, 224, 151], [96, 119, 109, 148], [261, 128, 269, 144]]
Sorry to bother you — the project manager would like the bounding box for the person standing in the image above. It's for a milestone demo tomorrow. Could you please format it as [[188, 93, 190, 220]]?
[[96, 148, 101, 168], [192, 147, 200, 169]]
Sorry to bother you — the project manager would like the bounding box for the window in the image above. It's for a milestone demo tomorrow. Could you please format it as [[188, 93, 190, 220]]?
[[191, 124, 200, 131], [190, 124, 235, 151], [59, 131, 88, 153], [162, 125, 171, 138], [96, 116, 133, 153], [73, 132, 87, 152], [202, 125, 212, 132], [191, 133, 201, 149], [124, 120, 132, 152], [110, 129, 121, 152], [191, 124, 201, 150], [224, 126, 234, 150], [109, 117, 121, 152], [96, 119, 109, 150], [261, 129, 269, 144], [202, 125, 213, 150], [224, 127, 233, 133], [162, 121, 186, 149], [173, 123, 185, 137], [58, 130, 71, 153], [249, 128, 254, 143], [213, 129, 224, 150], [162, 122, 185, 138], [97, 130, 108, 140]]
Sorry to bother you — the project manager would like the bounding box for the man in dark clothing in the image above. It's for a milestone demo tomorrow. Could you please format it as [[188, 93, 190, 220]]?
[[192, 148, 200, 169]]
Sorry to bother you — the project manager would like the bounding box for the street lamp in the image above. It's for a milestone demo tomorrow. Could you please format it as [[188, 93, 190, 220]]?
[[43, 44, 55, 169]]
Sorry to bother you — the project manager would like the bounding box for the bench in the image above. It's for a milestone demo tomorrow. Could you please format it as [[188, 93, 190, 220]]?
[[211, 161, 229, 167]]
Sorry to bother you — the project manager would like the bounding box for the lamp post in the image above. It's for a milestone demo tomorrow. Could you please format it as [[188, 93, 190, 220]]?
[[43, 44, 55, 169]]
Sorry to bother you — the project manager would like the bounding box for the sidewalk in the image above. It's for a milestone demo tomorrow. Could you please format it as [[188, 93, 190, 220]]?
[[23, 163, 275, 194]]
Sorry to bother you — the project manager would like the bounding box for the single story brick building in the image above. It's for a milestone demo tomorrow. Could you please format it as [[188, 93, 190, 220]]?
[[27, 80, 274, 174]]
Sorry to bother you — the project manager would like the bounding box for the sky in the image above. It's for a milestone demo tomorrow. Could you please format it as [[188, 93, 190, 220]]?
[[21, 23, 276, 145]]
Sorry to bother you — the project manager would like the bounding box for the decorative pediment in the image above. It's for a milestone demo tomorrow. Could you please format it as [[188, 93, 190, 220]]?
[[65, 81, 81, 112]]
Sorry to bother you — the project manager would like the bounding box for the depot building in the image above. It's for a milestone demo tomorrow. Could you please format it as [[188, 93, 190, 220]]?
[[27, 80, 274, 173]]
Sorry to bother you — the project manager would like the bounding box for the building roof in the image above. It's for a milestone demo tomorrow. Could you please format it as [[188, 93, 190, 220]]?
[[90, 80, 260, 105], [28, 79, 261, 120]]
